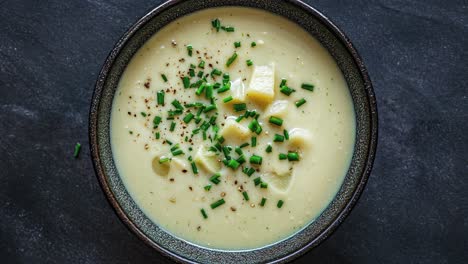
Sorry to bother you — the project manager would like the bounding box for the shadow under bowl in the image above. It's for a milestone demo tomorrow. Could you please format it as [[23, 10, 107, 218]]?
[[89, 0, 378, 263]]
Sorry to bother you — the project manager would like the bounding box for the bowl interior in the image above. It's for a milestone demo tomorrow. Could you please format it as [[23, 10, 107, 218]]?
[[90, 0, 377, 263]]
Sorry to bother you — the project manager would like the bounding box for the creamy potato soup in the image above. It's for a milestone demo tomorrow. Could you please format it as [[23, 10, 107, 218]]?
[[111, 7, 355, 250]]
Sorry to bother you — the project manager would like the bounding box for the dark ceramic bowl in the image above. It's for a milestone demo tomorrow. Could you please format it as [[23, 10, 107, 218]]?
[[89, 0, 378, 263]]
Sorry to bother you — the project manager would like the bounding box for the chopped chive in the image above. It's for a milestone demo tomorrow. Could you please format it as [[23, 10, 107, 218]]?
[[129, 131, 133, 135], [198, 60, 205, 68], [140, 112, 147, 117], [182, 76, 190, 89], [273, 134, 284, 142], [223, 96, 233, 103], [172, 149, 184, 156], [279, 153, 287, 160], [209, 115, 217, 125], [190, 64, 196, 69], [201, 208, 208, 219], [234, 41, 241, 48], [250, 155, 262, 165], [170, 144, 180, 151], [239, 142, 249, 148], [222, 146, 231, 159], [226, 52, 238, 67], [183, 113, 194, 124], [280, 85, 295, 96], [161, 74, 168, 82], [265, 144, 272, 153], [212, 18, 221, 32], [227, 159, 240, 170], [169, 122, 176, 132], [187, 44, 193, 57], [213, 83, 221, 89], [191, 162, 198, 174], [211, 68, 222, 77], [251, 137, 257, 147], [171, 99, 184, 110], [295, 98, 307, 108], [153, 116, 162, 128], [159, 157, 170, 164], [236, 155, 246, 164], [287, 151, 300, 161], [155, 132, 160, 139], [253, 177, 262, 186], [189, 68, 195, 77], [196, 82, 206, 95], [260, 182, 268, 188], [202, 130, 207, 140], [242, 191, 249, 201], [251, 41, 257, 47], [235, 147, 243, 155], [301, 83, 314, 91], [280, 78, 287, 87], [233, 103, 246, 112], [197, 71, 204, 78], [260, 197, 267, 207], [210, 199, 225, 209], [246, 59, 253, 66], [204, 184, 212, 191], [217, 136, 225, 144], [217, 83, 231, 93], [235, 115, 244, 122], [205, 84, 214, 99], [269, 116, 283, 126], [166, 139, 173, 145], [203, 104, 217, 113], [244, 167, 255, 177], [223, 26, 235, 32], [157, 90, 165, 105], [277, 200, 284, 208], [284, 129, 289, 140], [73, 143, 81, 158], [210, 173, 221, 184]]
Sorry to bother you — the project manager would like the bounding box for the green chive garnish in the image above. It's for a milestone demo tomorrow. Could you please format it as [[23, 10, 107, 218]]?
[[253, 177, 262, 186], [236, 155, 246, 164], [191, 162, 198, 174], [211, 68, 222, 77], [280, 85, 295, 96], [189, 68, 195, 77], [251, 41, 256, 47], [243, 167, 255, 177], [269, 116, 283, 126], [279, 153, 287, 160], [226, 52, 238, 67], [172, 149, 184, 156], [265, 144, 272, 153], [166, 139, 173, 145], [301, 83, 314, 91], [273, 134, 284, 142], [242, 191, 249, 201], [280, 79, 287, 87], [277, 200, 284, 208], [198, 60, 205, 68], [217, 82, 231, 93], [197, 71, 204, 78], [153, 116, 162, 128], [169, 122, 176, 132], [171, 99, 184, 110], [233, 103, 246, 112], [161, 74, 168, 82], [205, 84, 214, 99], [212, 18, 221, 32], [295, 98, 307, 108], [260, 182, 268, 188], [187, 44, 193, 56], [155, 132, 160, 139], [287, 152, 300, 161], [203, 104, 217, 113], [234, 41, 241, 48], [284, 129, 289, 140], [239, 142, 249, 148], [246, 59, 253, 66], [196, 82, 206, 95], [73, 143, 81, 158], [227, 159, 240, 170], [183, 113, 194, 124], [204, 185, 212, 191], [210, 173, 221, 184], [223, 96, 233, 103], [157, 90, 165, 105], [250, 155, 262, 165], [260, 197, 267, 207], [201, 208, 208, 219], [182, 76, 190, 89], [210, 199, 225, 209], [159, 157, 170, 164], [251, 137, 257, 147], [223, 26, 235, 32], [235, 147, 243, 155], [140, 112, 147, 117]]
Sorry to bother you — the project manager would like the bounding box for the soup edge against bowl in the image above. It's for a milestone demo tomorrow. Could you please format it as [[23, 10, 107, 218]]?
[[89, 0, 378, 263]]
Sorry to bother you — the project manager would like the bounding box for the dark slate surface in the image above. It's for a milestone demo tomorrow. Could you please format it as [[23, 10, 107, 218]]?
[[1, 0, 467, 263]]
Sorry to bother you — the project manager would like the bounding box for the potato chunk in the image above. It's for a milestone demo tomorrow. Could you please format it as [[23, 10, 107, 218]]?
[[262, 170, 293, 193], [265, 100, 289, 119], [288, 128, 312, 148], [220, 116, 250, 139], [194, 145, 221, 173], [247, 64, 275, 105], [152, 155, 170, 176], [229, 78, 246, 103]]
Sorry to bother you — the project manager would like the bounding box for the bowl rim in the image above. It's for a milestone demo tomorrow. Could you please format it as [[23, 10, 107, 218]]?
[[89, 0, 378, 263]]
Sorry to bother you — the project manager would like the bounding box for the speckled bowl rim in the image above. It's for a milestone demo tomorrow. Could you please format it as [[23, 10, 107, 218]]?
[[89, 0, 378, 263]]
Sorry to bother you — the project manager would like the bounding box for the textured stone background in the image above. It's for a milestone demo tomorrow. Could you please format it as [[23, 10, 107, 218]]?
[[1, 0, 467, 263]]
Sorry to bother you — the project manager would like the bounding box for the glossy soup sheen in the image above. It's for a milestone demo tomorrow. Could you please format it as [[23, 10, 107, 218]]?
[[111, 7, 355, 250]]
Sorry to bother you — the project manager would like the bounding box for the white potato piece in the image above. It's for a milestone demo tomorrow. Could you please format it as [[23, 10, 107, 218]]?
[[229, 78, 246, 103], [151, 155, 170, 176], [265, 100, 289, 118], [194, 146, 221, 173], [288, 128, 312, 148], [262, 170, 293, 193], [246, 64, 275, 105], [220, 116, 250, 139]]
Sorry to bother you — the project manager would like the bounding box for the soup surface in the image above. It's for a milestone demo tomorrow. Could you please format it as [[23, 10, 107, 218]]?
[[111, 7, 355, 250]]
